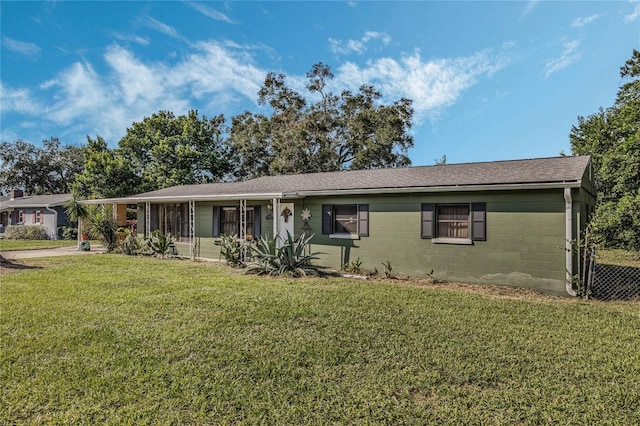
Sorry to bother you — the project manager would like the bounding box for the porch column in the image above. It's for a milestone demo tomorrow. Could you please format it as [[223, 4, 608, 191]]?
[[189, 200, 195, 258], [239, 199, 247, 262], [272, 197, 280, 239], [145, 201, 151, 238]]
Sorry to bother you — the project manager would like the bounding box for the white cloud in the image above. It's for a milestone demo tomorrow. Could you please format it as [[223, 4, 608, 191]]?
[[144, 16, 180, 39], [3, 38, 508, 144], [44, 62, 112, 125], [521, 0, 539, 19], [544, 40, 581, 78], [572, 14, 600, 27], [2, 41, 269, 144], [2, 37, 41, 57], [189, 2, 234, 24], [112, 32, 150, 46], [334, 49, 507, 121], [329, 31, 391, 56], [0, 83, 42, 114], [625, 2, 640, 23]]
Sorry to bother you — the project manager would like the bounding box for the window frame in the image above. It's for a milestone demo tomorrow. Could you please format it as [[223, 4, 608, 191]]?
[[322, 204, 369, 239], [421, 202, 486, 244], [35, 210, 42, 225], [213, 206, 261, 239]]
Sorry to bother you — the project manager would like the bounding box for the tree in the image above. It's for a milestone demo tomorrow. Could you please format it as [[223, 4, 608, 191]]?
[[119, 110, 232, 193], [570, 50, 640, 250], [229, 62, 414, 179], [71, 136, 140, 199], [72, 110, 233, 198], [0, 138, 84, 195]]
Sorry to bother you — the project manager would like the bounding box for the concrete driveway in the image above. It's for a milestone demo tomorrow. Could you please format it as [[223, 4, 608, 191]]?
[[1, 244, 106, 260]]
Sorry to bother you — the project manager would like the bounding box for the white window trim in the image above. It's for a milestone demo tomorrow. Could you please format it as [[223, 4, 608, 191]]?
[[432, 237, 473, 245], [329, 232, 360, 240]]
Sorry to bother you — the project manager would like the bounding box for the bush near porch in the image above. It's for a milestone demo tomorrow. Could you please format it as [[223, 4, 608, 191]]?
[[1, 256, 639, 424]]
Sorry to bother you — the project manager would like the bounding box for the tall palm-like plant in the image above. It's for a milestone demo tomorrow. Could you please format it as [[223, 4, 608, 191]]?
[[63, 192, 89, 247], [86, 204, 118, 253]]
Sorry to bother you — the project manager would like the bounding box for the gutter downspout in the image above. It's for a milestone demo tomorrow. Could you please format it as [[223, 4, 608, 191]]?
[[45, 205, 58, 240], [564, 188, 577, 296]]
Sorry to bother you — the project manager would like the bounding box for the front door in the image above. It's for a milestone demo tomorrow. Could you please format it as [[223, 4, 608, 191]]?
[[278, 203, 295, 240]]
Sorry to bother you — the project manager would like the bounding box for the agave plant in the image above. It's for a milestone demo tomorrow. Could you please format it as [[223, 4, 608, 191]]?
[[145, 230, 176, 259], [248, 231, 323, 277], [219, 234, 246, 267]]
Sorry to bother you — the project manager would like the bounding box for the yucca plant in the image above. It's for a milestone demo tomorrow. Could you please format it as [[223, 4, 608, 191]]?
[[248, 231, 323, 277], [86, 204, 118, 253]]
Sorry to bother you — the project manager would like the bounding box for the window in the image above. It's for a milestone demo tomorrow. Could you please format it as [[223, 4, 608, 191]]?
[[35, 210, 42, 224], [18, 210, 24, 224], [437, 205, 469, 239], [322, 204, 369, 238], [422, 203, 486, 243], [150, 203, 190, 241], [213, 206, 261, 238], [221, 207, 238, 236]]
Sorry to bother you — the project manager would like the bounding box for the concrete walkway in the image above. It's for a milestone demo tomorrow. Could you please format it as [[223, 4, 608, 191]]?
[[1, 244, 106, 260]]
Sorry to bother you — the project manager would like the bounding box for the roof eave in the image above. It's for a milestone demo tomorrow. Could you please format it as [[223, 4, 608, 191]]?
[[81, 192, 289, 204], [297, 181, 584, 197]]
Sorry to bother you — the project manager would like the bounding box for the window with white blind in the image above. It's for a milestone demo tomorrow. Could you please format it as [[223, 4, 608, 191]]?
[[437, 205, 470, 239], [322, 204, 369, 239], [421, 202, 486, 243]]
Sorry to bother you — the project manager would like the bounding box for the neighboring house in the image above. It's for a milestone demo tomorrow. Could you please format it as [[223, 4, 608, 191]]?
[[87, 156, 595, 296], [0, 189, 73, 240]]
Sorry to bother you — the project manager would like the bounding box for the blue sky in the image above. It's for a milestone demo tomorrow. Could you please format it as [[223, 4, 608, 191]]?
[[1, 1, 638, 166]]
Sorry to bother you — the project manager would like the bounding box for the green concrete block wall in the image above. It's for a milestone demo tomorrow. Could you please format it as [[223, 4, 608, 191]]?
[[297, 190, 572, 295]]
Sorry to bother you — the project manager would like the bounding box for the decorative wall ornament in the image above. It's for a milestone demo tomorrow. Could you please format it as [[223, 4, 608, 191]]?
[[301, 208, 312, 234], [281, 207, 292, 223]]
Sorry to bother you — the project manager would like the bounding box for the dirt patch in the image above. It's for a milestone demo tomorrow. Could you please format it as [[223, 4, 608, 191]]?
[[368, 275, 569, 303]]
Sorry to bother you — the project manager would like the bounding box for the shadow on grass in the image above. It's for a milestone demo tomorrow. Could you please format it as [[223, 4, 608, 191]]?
[[0, 255, 42, 271]]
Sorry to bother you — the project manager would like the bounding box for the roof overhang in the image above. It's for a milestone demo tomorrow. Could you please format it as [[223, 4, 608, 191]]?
[[81, 192, 293, 205], [80, 181, 583, 205], [296, 181, 584, 197]]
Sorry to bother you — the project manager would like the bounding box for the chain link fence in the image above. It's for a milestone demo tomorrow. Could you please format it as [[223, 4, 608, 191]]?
[[584, 251, 640, 301]]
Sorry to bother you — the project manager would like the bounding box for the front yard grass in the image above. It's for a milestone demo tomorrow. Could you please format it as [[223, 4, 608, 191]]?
[[1, 255, 639, 424], [0, 239, 76, 251]]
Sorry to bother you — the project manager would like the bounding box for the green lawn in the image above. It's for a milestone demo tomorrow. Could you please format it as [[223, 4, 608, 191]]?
[[598, 248, 640, 267], [0, 239, 76, 251], [2, 256, 639, 424]]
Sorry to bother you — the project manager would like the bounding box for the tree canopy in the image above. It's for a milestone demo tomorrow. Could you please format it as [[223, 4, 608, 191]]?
[[570, 50, 640, 250], [72, 110, 232, 198], [229, 62, 414, 179], [0, 138, 84, 195]]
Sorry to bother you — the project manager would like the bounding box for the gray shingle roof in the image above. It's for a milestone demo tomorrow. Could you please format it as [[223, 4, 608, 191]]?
[[0, 193, 72, 210], [125, 156, 590, 201]]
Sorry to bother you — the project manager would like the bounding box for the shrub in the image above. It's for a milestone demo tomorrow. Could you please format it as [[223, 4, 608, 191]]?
[[343, 257, 364, 274], [4, 225, 49, 240], [145, 230, 175, 259], [381, 260, 395, 278], [60, 226, 78, 241], [248, 232, 323, 277]]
